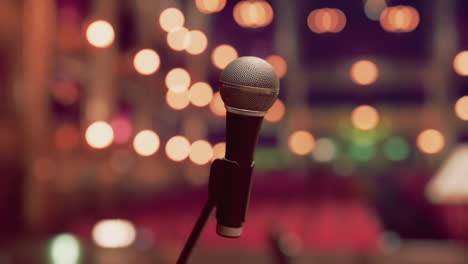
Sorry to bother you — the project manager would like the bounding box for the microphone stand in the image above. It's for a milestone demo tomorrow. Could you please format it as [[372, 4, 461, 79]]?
[[176, 159, 234, 264]]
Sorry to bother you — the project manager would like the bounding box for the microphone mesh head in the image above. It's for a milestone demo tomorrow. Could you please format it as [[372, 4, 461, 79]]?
[[220, 56, 280, 115]]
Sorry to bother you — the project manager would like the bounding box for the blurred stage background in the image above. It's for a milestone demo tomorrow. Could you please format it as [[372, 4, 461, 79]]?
[[1, 0, 468, 263]]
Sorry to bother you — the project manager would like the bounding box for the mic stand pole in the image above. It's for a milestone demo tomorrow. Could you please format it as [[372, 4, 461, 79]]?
[[176, 159, 227, 264]]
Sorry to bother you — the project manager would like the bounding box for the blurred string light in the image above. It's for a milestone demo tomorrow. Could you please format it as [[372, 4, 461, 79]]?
[[92, 219, 136, 248], [166, 136, 191, 161], [52, 79, 79, 105], [185, 30, 208, 55], [233, 0, 274, 28], [455, 96, 468, 120], [312, 137, 338, 162], [453, 51, 468, 76], [133, 49, 160, 75], [384, 136, 410, 161], [133, 130, 160, 157], [288, 130, 315, 156], [265, 99, 285, 123], [212, 142, 226, 160], [350, 142, 376, 162], [417, 129, 445, 154], [86, 20, 115, 48], [380, 5, 420, 33], [159, 7, 185, 32], [307, 8, 347, 34], [209, 91, 227, 116], [85, 121, 114, 149], [196, 0, 226, 14], [166, 90, 190, 110], [211, 44, 238, 70], [350, 60, 379, 85], [189, 82, 213, 107], [189, 140, 214, 165], [49, 233, 81, 264], [167, 27, 190, 51], [266, 55, 287, 79], [351, 105, 380, 130], [55, 123, 80, 151], [110, 116, 133, 144], [165, 68, 191, 93], [364, 0, 387, 21]]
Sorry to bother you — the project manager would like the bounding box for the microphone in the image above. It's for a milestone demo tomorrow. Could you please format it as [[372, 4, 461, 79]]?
[[215, 56, 279, 237]]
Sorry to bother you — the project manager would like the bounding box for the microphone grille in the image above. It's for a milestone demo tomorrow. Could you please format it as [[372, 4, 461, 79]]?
[[220, 57, 279, 115]]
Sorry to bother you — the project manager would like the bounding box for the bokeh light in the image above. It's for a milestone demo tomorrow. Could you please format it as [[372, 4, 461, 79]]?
[[211, 44, 238, 70], [159, 7, 185, 32], [455, 96, 468, 120], [185, 30, 208, 55], [288, 130, 315, 156], [380, 5, 420, 33], [189, 82, 213, 107], [86, 20, 115, 48], [384, 137, 410, 161], [165, 136, 191, 162], [364, 0, 387, 21], [92, 219, 136, 248], [166, 90, 190, 110], [233, 0, 274, 28], [189, 140, 214, 165], [350, 143, 376, 162], [167, 27, 190, 51], [85, 121, 114, 149], [209, 92, 226, 116], [453, 51, 468, 76], [312, 138, 338, 162], [49, 233, 81, 264], [212, 142, 226, 160], [165, 68, 191, 93], [266, 55, 288, 79], [307, 8, 347, 34], [55, 123, 80, 151], [133, 49, 160, 75], [196, 0, 226, 14], [351, 105, 380, 130], [133, 130, 160, 157], [110, 116, 133, 144], [265, 99, 286, 123], [350, 60, 379, 85], [417, 129, 445, 154]]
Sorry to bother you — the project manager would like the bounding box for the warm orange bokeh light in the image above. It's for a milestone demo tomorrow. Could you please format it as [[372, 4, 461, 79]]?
[[86, 20, 115, 48], [307, 8, 346, 34], [288, 130, 315, 156], [453, 51, 468, 76], [209, 92, 226, 117], [159, 8, 185, 32], [265, 99, 286, 123], [212, 142, 226, 160], [165, 68, 191, 93], [417, 129, 445, 154], [166, 90, 190, 110], [351, 105, 380, 130], [196, 0, 226, 14], [455, 96, 468, 121], [167, 27, 190, 51], [380, 6, 420, 33], [233, 0, 274, 28], [211, 44, 238, 70], [133, 130, 160, 157], [189, 140, 214, 165], [350, 60, 379, 85], [189, 82, 213, 107], [133, 49, 160, 75], [55, 123, 80, 151], [165, 136, 191, 161], [185, 30, 208, 55], [266, 55, 288, 79], [85, 121, 114, 149]]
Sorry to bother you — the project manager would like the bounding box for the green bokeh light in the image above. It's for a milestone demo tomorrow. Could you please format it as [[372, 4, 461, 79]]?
[[49, 233, 81, 264], [384, 137, 410, 161], [350, 143, 376, 162]]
